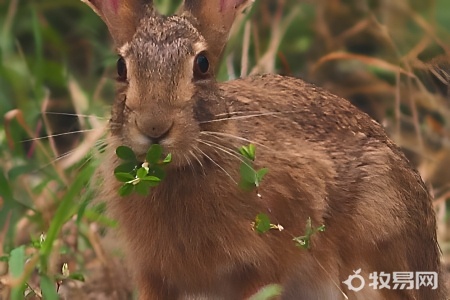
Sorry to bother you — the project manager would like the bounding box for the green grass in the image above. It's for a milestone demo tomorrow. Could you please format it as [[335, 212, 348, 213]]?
[[0, 0, 449, 298]]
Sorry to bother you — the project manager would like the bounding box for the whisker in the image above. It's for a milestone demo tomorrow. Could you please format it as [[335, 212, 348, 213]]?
[[21, 128, 103, 142], [183, 153, 196, 178], [196, 147, 237, 184], [213, 110, 268, 117], [198, 139, 253, 169], [68, 139, 110, 173], [42, 112, 106, 119], [200, 110, 301, 124], [200, 131, 271, 151], [54, 148, 79, 163], [35, 138, 108, 172], [33, 149, 86, 173], [190, 149, 205, 175], [313, 257, 349, 300]]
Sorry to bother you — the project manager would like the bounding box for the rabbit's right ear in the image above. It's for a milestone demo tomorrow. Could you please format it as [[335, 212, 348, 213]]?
[[82, 0, 153, 46], [182, 0, 253, 71]]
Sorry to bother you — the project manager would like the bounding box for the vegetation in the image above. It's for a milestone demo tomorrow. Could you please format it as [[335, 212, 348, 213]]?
[[0, 0, 449, 298], [114, 145, 171, 196]]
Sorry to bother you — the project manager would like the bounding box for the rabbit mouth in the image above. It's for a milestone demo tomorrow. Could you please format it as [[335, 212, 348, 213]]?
[[121, 124, 198, 169]]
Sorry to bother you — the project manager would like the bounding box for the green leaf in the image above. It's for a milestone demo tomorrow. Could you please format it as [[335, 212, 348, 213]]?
[[240, 163, 256, 183], [40, 274, 59, 300], [248, 144, 256, 160], [116, 146, 136, 161], [248, 284, 283, 300], [114, 172, 135, 182], [119, 183, 134, 196], [135, 181, 151, 195], [31, 239, 41, 249], [148, 166, 166, 180], [136, 167, 148, 179], [9, 246, 26, 300], [163, 153, 172, 164], [239, 145, 250, 159], [114, 161, 137, 174], [239, 180, 256, 191], [254, 213, 271, 234], [9, 246, 25, 278], [317, 225, 326, 232], [141, 176, 161, 183], [293, 218, 326, 250], [239, 144, 256, 161], [67, 272, 85, 282], [255, 168, 269, 186], [146, 144, 163, 164], [239, 146, 246, 156]]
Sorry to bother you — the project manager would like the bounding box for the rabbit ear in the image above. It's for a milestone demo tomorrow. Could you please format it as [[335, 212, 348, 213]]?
[[183, 0, 253, 69], [82, 0, 154, 46]]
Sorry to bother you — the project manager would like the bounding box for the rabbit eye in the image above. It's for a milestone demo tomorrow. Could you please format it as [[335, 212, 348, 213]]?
[[117, 56, 127, 81], [193, 52, 210, 79]]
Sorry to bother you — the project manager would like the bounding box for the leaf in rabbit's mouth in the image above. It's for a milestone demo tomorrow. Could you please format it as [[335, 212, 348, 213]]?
[[114, 145, 172, 196]]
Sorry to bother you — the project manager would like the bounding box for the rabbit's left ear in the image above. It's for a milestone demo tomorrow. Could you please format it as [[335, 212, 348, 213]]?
[[182, 0, 253, 70], [82, 0, 154, 46]]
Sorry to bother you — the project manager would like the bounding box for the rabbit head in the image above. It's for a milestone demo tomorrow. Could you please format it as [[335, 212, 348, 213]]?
[[83, 0, 251, 165]]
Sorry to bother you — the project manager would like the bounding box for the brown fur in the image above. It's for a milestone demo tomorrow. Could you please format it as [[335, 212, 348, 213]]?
[[84, 0, 447, 299]]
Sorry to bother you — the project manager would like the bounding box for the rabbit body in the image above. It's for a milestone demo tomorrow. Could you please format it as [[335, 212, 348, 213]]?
[[101, 74, 444, 300], [83, 0, 446, 299]]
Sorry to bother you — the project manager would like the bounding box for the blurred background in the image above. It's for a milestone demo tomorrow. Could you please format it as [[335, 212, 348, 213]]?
[[0, 0, 449, 299]]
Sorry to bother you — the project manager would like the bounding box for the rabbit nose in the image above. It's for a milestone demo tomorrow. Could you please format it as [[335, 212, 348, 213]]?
[[147, 124, 172, 143], [136, 120, 173, 144]]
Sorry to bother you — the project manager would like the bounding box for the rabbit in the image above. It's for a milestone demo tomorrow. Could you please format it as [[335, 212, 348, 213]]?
[[82, 0, 446, 299]]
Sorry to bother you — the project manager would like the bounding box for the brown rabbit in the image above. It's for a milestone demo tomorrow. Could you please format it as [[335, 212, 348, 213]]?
[[82, 0, 446, 299]]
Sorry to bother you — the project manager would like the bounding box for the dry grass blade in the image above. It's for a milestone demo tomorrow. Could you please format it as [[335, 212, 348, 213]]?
[[312, 52, 415, 77], [68, 77, 90, 128], [240, 20, 252, 77]]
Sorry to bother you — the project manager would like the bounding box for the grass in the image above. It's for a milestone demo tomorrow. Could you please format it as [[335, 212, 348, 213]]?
[[0, 0, 449, 298]]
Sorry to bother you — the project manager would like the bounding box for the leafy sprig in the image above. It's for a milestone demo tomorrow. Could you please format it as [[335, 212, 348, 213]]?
[[293, 217, 326, 250], [238, 144, 268, 191], [114, 145, 171, 196], [252, 213, 284, 233], [238, 145, 279, 234]]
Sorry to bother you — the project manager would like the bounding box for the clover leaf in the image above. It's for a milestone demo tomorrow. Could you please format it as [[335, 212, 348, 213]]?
[[114, 144, 171, 197]]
